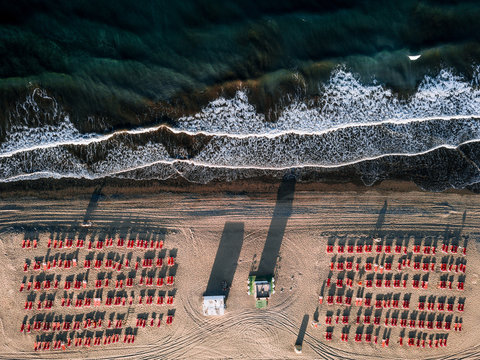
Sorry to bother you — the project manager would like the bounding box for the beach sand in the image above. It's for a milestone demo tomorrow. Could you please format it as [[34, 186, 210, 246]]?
[[0, 180, 479, 359]]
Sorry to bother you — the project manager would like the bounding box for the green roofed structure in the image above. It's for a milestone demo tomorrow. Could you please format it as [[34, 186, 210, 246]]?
[[248, 275, 275, 309]]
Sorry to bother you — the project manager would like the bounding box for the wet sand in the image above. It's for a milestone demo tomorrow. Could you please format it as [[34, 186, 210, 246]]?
[[0, 180, 479, 359]]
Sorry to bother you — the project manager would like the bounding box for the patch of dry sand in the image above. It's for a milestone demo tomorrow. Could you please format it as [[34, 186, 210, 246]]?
[[0, 185, 479, 359]]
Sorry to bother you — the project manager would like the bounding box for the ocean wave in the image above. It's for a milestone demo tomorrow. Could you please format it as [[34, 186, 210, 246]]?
[[1, 68, 480, 190]]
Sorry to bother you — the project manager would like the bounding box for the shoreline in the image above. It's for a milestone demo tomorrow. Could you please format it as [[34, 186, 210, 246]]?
[[0, 177, 475, 200]]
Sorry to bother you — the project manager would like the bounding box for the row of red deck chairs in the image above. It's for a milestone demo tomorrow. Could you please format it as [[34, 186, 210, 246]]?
[[329, 257, 453, 273], [24, 300, 54, 311], [25, 258, 77, 272], [327, 244, 408, 255], [418, 300, 464, 312], [83, 256, 174, 271], [136, 315, 174, 328], [439, 262, 466, 273], [58, 294, 175, 308], [34, 334, 122, 351], [25, 255, 175, 273], [323, 294, 410, 309], [46, 238, 164, 250], [325, 314, 456, 330], [400, 336, 448, 347], [21, 319, 124, 333], [21, 276, 175, 294], [22, 239, 38, 249], [438, 279, 465, 290], [326, 330, 388, 346], [93, 275, 175, 290], [327, 242, 467, 256]]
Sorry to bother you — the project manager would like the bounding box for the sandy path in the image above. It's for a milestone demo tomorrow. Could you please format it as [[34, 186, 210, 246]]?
[[0, 186, 479, 359]]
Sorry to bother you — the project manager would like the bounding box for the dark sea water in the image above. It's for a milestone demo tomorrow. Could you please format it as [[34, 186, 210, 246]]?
[[1, 1, 480, 191]]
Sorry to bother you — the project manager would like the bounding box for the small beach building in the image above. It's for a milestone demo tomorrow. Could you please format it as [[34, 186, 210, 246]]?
[[248, 275, 275, 309], [202, 295, 226, 316]]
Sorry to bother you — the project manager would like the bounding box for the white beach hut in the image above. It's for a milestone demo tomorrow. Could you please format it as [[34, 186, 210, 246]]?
[[202, 295, 226, 316]]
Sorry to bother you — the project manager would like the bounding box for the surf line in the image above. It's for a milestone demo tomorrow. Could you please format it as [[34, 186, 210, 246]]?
[[1, 114, 480, 159], [3, 137, 480, 183]]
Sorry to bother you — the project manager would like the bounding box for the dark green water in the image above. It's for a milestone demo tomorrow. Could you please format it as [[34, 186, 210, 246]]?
[[1, 0, 480, 128], [1, 1, 480, 191]]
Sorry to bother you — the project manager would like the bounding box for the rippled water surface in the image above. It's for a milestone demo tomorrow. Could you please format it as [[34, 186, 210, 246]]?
[[1, 1, 480, 190]]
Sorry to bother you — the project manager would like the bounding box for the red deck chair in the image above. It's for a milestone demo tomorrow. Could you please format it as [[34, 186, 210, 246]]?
[[355, 333, 362, 342], [356, 245, 363, 253], [375, 245, 382, 253], [364, 297, 372, 306], [365, 244, 372, 253], [347, 245, 354, 253], [337, 245, 344, 253]]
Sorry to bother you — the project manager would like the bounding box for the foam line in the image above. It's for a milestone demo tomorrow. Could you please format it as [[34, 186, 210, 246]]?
[[2, 137, 478, 183], [1, 114, 479, 159]]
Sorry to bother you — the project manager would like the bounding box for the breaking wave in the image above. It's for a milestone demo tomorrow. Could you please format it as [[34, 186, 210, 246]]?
[[2, 68, 480, 191]]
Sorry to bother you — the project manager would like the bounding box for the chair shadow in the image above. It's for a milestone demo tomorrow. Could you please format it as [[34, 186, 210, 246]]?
[[204, 222, 245, 299]]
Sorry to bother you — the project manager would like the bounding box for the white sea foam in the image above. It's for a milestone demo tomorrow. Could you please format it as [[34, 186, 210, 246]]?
[[1, 68, 480, 187]]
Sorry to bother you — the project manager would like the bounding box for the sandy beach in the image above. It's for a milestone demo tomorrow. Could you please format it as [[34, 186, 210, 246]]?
[[0, 180, 479, 359]]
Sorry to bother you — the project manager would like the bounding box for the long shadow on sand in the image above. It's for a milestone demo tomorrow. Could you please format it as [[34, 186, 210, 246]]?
[[375, 200, 388, 230], [83, 185, 104, 224], [295, 314, 309, 347], [204, 222, 245, 299], [253, 175, 296, 277]]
